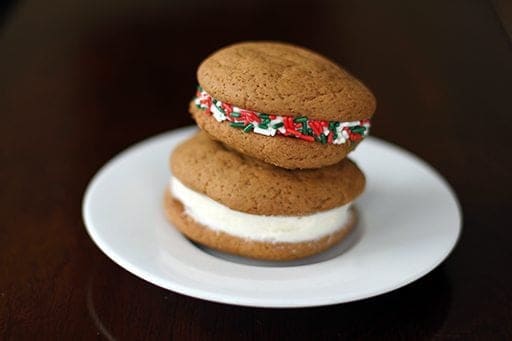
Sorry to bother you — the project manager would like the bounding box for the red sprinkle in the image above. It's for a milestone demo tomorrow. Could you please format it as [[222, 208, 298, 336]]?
[[200, 97, 212, 114], [283, 117, 294, 130], [297, 134, 315, 142], [222, 103, 232, 116], [239, 111, 250, 125], [350, 132, 363, 142], [309, 121, 322, 136], [285, 127, 299, 136], [245, 111, 260, 123]]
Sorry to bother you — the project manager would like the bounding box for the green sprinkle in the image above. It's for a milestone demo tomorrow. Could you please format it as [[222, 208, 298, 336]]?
[[351, 126, 366, 134], [259, 113, 269, 119], [258, 123, 268, 129], [196, 85, 203, 91], [272, 122, 284, 129], [230, 112, 241, 117], [306, 128, 314, 136], [262, 117, 271, 124], [329, 122, 336, 132], [320, 134, 327, 144], [301, 122, 308, 133], [243, 123, 254, 133], [294, 116, 308, 123], [334, 122, 340, 128], [195, 103, 202, 109], [230, 122, 245, 128]]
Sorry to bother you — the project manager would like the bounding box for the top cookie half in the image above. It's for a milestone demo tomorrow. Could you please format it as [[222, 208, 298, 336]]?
[[193, 41, 376, 169], [198, 41, 376, 122]]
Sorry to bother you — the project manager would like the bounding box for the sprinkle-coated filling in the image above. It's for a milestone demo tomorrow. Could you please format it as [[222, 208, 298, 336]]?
[[193, 86, 370, 145]]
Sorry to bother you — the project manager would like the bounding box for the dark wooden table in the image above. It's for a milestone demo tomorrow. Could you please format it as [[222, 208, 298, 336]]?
[[1, 0, 511, 339]]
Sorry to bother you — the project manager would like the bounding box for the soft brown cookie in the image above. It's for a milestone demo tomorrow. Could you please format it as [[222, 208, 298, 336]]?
[[197, 41, 376, 122], [170, 131, 365, 216], [164, 190, 356, 261]]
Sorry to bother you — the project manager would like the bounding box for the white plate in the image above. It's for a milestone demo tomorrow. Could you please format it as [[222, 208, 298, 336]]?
[[83, 126, 461, 307]]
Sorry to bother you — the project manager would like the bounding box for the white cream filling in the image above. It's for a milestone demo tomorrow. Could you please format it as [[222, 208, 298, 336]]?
[[170, 176, 353, 243]]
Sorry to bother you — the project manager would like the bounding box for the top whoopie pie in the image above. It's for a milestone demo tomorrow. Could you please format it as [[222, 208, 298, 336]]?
[[190, 41, 376, 169]]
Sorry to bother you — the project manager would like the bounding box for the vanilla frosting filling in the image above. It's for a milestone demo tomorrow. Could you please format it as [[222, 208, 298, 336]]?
[[170, 176, 353, 243]]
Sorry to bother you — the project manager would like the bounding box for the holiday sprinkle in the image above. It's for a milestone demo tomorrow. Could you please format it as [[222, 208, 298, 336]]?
[[193, 86, 370, 145]]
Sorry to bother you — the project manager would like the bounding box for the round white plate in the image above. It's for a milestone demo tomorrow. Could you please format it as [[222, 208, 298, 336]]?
[[83, 126, 461, 307]]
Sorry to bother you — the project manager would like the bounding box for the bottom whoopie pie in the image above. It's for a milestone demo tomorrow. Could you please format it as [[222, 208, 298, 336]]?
[[164, 132, 365, 261]]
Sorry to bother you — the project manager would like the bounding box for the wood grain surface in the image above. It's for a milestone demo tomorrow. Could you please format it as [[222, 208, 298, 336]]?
[[1, 0, 511, 339]]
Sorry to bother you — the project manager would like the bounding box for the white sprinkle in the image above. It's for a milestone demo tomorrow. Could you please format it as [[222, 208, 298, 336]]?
[[253, 126, 276, 136], [270, 117, 283, 125], [333, 136, 346, 144], [210, 104, 226, 122]]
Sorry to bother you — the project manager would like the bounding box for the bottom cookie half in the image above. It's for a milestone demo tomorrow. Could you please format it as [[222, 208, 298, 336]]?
[[164, 190, 357, 261]]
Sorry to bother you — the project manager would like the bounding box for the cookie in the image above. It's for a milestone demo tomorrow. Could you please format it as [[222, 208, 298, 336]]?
[[165, 132, 365, 260], [191, 41, 376, 169], [170, 132, 365, 216]]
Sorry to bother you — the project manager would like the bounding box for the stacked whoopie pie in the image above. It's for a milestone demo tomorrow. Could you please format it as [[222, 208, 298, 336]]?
[[165, 42, 376, 261]]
